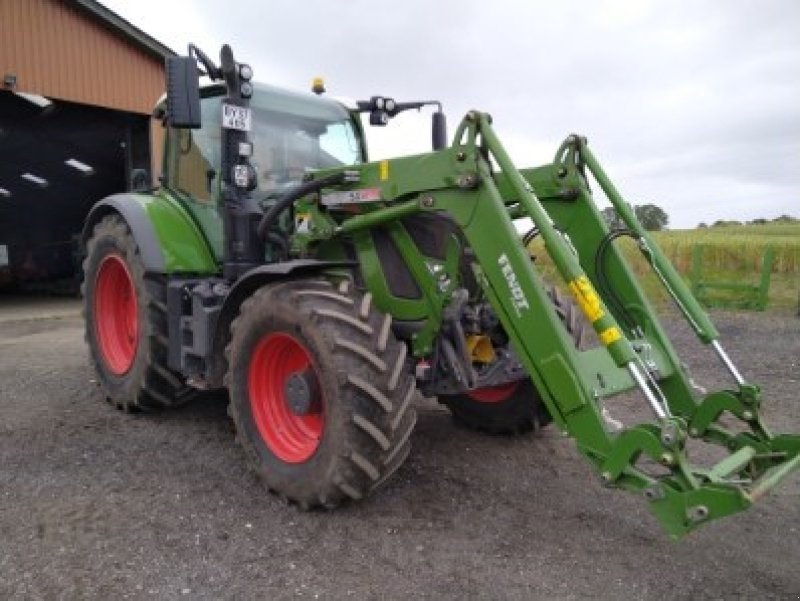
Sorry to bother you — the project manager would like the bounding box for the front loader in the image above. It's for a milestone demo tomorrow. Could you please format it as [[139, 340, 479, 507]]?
[[81, 44, 799, 537]]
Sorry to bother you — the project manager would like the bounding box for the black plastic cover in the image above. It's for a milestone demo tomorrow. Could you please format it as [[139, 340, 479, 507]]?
[[165, 56, 201, 129], [432, 111, 447, 150]]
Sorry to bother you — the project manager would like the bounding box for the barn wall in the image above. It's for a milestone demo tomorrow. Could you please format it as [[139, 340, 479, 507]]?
[[0, 0, 165, 115]]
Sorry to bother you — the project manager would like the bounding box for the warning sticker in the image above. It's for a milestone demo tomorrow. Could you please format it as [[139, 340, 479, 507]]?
[[320, 188, 382, 206], [599, 326, 622, 346], [379, 160, 389, 181], [568, 276, 604, 323], [295, 212, 310, 234]]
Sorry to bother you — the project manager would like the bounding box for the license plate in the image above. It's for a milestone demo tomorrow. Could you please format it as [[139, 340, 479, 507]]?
[[221, 103, 252, 131]]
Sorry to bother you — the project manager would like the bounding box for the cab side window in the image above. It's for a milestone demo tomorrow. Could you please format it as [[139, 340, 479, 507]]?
[[167, 97, 221, 203]]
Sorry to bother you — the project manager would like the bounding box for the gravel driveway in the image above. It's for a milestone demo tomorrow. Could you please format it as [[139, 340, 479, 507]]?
[[1, 301, 798, 600]]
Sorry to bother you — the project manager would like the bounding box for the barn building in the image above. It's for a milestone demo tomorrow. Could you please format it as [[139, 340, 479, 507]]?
[[0, 0, 173, 287]]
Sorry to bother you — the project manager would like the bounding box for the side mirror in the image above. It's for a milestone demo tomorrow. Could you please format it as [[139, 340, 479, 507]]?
[[165, 56, 201, 129], [432, 111, 447, 150]]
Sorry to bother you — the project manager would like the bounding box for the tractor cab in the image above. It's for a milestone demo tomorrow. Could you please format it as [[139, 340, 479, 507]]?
[[152, 82, 366, 263], [156, 82, 366, 204]]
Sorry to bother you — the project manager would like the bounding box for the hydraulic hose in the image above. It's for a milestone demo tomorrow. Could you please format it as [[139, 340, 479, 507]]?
[[256, 172, 346, 241], [594, 228, 640, 334]]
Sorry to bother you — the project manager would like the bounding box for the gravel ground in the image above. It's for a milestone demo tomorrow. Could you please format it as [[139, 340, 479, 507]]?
[[1, 303, 798, 600]]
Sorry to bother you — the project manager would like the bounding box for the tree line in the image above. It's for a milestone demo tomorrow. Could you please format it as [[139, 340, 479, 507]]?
[[600, 206, 797, 231], [601, 203, 669, 231], [697, 215, 798, 228]]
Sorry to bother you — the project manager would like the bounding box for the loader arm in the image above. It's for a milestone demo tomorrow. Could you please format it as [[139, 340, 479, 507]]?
[[301, 111, 799, 537]]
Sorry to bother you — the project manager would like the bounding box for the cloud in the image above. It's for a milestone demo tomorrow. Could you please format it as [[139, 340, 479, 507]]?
[[102, 0, 799, 227]]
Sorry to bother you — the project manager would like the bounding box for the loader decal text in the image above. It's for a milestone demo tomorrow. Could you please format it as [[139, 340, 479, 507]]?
[[498, 253, 530, 317]]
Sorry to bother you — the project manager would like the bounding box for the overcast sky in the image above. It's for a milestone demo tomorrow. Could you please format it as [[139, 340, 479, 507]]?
[[102, 0, 799, 228]]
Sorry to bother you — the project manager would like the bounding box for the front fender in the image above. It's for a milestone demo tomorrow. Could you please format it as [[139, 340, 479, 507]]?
[[205, 260, 356, 388], [82, 192, 218, 274]]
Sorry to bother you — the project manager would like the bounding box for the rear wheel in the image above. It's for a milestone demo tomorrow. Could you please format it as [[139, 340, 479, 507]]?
[[226, 279, 417, 508], [83, 214, 189, 411], [440, 286, 588, 435]]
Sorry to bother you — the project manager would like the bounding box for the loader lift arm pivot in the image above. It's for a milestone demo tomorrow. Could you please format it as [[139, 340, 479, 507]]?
[[300, 110, 800, 538]]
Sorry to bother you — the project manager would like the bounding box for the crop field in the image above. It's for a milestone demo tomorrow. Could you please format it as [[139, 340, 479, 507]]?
[[650, 222, 799, 310], [530, 221, 800, 312], [652, 222, 800, 274]]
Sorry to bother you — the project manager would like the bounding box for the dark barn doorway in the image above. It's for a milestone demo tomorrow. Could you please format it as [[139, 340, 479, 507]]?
[[0, 91, 150, 289]]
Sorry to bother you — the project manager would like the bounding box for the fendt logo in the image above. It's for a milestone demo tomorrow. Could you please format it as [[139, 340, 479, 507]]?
[[498, 253, 530, 317]]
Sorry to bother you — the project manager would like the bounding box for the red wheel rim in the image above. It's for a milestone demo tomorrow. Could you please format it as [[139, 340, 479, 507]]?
[[248, 332, 323, 463], [467, 381, 520, 403], [94, 254, 139, 375]]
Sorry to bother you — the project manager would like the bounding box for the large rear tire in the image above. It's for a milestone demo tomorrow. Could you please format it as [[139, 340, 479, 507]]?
[[226, 279, 417, 508], [440, 286, 589, 435], [82, 214, 190, 411]]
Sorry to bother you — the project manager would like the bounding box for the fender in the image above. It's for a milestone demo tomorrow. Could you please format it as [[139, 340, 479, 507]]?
[[205, 259, 356, 387], [82, 192, 219, 274]]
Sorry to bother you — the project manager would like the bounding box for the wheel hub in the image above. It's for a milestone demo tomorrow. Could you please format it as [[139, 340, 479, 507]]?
[[284, 369, 321, 416]]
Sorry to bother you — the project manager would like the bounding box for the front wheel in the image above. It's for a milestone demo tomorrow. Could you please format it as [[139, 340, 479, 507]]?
[[444, 379, 551, 435], [440, 286, 589, 435], [226, 279, 417, 508]]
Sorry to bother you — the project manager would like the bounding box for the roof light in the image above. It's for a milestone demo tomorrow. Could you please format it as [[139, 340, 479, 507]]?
[[14, 92, 52, 109], [65, 158, 94, 175], [311, 77, 325, 95], [0, 187, 10, 198], [21, 173, 48, 187]]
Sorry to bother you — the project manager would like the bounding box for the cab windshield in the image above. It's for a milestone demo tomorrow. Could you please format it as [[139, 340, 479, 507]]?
[[167, 83, 363, 203]]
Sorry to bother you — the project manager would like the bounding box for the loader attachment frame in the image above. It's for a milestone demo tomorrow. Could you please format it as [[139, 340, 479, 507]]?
[[302, 111, 800, 537]]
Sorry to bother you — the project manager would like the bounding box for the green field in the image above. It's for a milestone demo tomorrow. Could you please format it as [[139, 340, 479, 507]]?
[[531, 222, 800, 312]]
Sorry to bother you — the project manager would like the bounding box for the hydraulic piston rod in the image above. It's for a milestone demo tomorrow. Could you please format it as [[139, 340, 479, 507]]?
[[627, 362, 669, 419], [711, 340, 746, 386]]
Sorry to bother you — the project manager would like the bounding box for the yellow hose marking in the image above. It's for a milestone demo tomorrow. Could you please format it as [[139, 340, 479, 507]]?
[[568, 276, 604, 323], [599, 327, 622, 346]]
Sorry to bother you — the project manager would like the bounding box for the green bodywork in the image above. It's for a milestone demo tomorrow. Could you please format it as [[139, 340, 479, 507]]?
[[129, 190, 219, 274], [137, 89, 798, 537]]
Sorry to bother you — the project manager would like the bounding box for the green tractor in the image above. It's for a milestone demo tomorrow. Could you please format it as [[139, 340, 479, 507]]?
[[82, 44, 799, 537]]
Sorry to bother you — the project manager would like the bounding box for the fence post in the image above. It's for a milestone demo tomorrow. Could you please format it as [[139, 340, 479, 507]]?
[[691, 244, 705, 302], [755, 246, 774, 311]]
